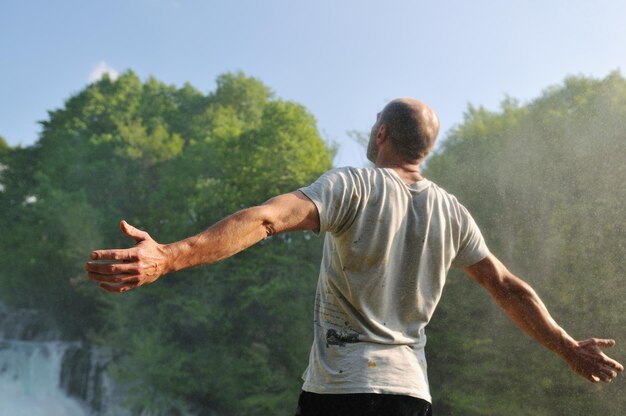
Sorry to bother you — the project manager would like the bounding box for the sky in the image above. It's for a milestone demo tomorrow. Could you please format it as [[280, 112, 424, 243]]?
[[1, 0, 625, 167]]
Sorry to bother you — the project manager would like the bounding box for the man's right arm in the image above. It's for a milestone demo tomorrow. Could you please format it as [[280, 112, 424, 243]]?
[[85, 190, 319, 293], [464, 253, 624, 383]]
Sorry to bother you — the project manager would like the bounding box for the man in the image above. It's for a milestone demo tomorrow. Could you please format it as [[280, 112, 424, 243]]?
[[86, 98, 623, 416]]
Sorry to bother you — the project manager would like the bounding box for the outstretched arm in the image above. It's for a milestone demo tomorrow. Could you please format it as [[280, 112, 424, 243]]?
[[464, 254, 624, 383], [85, 191, 319, 293]]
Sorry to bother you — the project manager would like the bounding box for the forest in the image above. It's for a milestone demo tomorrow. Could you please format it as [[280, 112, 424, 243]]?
[[0, 71, 624, 415]]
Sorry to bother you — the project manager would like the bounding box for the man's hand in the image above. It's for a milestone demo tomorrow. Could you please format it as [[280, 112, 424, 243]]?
[[561, 338, 624, 383], [85, 220, 171, 293]]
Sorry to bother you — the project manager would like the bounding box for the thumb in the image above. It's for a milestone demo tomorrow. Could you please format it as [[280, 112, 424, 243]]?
[[120, 220, 150, 243], [593, 339, 616, 348], [580, 338, 616, 348]]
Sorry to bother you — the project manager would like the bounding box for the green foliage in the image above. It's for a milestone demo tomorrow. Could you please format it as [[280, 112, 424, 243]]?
[[425, 71, 626, 415], [0, 71, 332, 413], [0, 136, 13, 195], [0, 135, 9, 153]]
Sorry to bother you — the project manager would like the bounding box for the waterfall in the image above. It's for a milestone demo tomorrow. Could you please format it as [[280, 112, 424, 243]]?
[[0, 339, 87, 415], [0, 303, 128, 416]]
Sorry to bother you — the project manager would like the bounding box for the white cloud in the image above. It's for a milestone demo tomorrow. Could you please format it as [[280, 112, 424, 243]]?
[[88, 61, 120, 83]]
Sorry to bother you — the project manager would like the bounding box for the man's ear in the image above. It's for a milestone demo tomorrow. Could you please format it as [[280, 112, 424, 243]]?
[[376, 124, 388, 145]]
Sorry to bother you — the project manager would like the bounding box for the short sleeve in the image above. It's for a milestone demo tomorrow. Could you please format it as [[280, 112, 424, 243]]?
[[451, 205, 490, 268], [299, 168, 361, 235]]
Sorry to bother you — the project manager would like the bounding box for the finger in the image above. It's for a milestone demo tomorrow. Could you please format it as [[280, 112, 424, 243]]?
[[88, 273, 140, 284], [120, 220, 150, 243], [580, 338, 616, 348], [602, 356, 625, 372], [574, 365, 601, 383], [90, 249, 138, 261], [99, 282, 138, 293], [589, 374, 601, 383], [596, 368, 617, 383], [85, 261, 140, 275], [592, 338, 616, 348]]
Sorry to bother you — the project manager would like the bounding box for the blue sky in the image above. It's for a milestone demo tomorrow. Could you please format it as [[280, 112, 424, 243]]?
[[1, 0, 625, 167]]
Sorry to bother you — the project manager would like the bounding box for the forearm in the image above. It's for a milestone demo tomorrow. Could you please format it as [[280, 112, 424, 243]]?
[[489, 273, 577, 357], [164, 206, 272, 274]]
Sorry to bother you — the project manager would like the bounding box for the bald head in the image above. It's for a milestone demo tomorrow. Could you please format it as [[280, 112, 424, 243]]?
[[368, 98, 440, 163]]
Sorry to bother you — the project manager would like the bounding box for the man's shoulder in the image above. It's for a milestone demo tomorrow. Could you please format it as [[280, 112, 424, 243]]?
[[422, 179, 466, 207], [425, 181, 480, 227], [425, 179, 451, 196]]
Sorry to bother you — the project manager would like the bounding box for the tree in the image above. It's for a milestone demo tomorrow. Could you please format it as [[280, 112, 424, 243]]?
[[0, 71, 333, 414]]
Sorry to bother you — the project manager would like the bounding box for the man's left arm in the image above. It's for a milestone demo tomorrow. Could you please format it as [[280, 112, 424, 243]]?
[[464, 253, 624, 383], [85, 191, 319, 293]]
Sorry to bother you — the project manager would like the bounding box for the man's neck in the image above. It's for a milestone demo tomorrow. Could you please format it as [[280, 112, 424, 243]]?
[[375, 159, 424, 185]]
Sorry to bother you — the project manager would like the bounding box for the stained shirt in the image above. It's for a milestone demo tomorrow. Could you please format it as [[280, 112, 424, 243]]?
[[299, 167, 489, 402]]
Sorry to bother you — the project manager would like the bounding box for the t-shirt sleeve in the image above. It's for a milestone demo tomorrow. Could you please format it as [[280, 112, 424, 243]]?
[[298, 168, 361, 235], [451, 204, 490, 268]]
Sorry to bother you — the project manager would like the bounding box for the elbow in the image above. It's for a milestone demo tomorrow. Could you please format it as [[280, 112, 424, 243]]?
[[249, 204, 279, 238], [467, 255, 536, 307], [491, 272, 535, 306], [262, 220, 277, 237]]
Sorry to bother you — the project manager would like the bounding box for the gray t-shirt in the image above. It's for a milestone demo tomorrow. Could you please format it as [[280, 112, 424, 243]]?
[[298, 167, 489, 402]]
